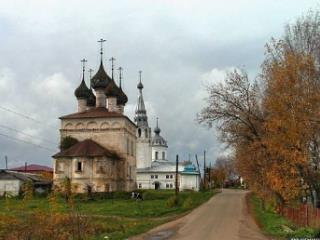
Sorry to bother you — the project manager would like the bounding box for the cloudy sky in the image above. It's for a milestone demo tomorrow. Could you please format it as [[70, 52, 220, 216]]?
[[0, 0, 318, 169]]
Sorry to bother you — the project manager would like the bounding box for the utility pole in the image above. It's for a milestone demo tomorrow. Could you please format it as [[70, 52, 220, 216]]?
[[5, 155, 8, 170], [203, 150, 206, 190], [175, 155, 179, 196]]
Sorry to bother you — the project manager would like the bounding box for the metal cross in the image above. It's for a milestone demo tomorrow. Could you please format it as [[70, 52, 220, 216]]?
[[88, 68, 94, 79], [80, 58, 87, 74], [139, 70, 142, 83], [98, 38, 106, 57], [109, 57, 116, 79], [118, 66, 123, 88]]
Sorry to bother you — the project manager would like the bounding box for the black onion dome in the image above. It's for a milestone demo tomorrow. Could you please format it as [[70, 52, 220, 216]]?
[[91, 61, 111, 89], [74, 78, 90, 99], [87, 89, 96, 107], [105, 79, 121, 97], [137, 81, 143, 90], [117, 87, 128, 105]]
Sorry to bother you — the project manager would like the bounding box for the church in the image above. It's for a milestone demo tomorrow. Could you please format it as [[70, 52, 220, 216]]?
[[52, 40, 200, 193]]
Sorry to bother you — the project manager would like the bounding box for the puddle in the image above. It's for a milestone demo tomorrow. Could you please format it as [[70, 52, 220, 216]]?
[[146, 229, 175, 240]]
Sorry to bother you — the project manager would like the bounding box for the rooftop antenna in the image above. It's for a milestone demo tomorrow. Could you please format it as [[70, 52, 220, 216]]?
[[118, 67, 123, 88], [109, 57, 116, 79], [97, 38, 106, 62]]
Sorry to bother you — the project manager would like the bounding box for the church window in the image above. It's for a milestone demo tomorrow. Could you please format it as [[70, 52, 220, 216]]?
[[76, 161, 83, 172], [162, 152, 165, 160], [127, 138, 129, 154], [155, 175, 158, 179], [170, 175, 173, 179], [151, 175, 154, 179], [145, 129, 148, 138], [166, 175, 169, 179], [166, 184, 169, 188], [138, 128, 141, 137], [138, 183, 142, 189], [155, 152, 158, 160]]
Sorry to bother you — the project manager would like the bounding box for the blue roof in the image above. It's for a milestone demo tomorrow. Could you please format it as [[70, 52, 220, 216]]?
[[183, 164, 197, 173]]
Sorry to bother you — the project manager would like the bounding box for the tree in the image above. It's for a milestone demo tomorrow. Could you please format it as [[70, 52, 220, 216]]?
[[60, 136, 78, 151]]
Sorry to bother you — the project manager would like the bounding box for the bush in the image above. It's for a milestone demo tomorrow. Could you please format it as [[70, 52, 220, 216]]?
[[142, 190, 174, 200], [166, 195, 179, 208], [182, 197, 193, 209]]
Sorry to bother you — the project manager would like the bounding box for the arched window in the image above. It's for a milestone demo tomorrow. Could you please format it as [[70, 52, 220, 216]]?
[[155, 151, 158, 160], [138, 128, 141, 137], [162, 152, 165, 160]]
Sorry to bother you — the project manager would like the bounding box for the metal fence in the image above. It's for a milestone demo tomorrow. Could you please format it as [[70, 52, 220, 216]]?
[[283, 204, 320, 228]]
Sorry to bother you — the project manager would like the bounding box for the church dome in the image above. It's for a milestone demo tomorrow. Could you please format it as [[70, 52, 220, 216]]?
[[87, 88, 96, 106], [137, 81, 143, 90], [151, 119, 167, 147], [91, 61, 111, 89], [74, 78, 90, 99], [117, 88, 128, 105], [105, 79, 121, 97]]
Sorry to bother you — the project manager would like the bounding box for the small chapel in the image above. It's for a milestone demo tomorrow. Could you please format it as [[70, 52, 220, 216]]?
[[53, 40, 136, 192]]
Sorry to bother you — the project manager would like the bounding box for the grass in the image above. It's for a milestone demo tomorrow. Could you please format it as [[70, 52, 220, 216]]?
[[250, 193, 320, 239], [0, 190, 217, 240]]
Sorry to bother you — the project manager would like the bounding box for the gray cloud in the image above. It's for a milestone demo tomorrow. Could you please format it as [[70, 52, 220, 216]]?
[[0, 0, 318, 168]]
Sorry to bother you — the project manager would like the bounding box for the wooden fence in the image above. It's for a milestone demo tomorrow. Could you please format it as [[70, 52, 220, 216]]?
[[283, 204, 320, 228]]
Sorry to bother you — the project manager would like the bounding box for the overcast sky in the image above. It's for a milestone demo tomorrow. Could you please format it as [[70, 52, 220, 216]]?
[[0, 0, 318, 169]]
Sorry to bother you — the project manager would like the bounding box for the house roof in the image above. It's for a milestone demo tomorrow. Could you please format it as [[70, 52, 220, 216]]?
[[59, 107, 136, 126], [0, 170, 43, 182], [9, 164, 53, 172], [52, 139, 122, 159]]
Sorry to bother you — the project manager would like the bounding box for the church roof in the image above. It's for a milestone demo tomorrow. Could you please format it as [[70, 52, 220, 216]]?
[[151, 119, 167, 147], [91, 61, 111, 89], [74, 77, 90, 99], [53, 139, 121, 159], [136, 161, 186, 173]]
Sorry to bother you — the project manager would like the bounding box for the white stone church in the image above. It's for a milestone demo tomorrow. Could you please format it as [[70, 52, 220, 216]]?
[[52, 41, 200, 193]]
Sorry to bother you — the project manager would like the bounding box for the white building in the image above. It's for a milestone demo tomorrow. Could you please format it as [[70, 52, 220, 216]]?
[[134, 76, 200, 191]]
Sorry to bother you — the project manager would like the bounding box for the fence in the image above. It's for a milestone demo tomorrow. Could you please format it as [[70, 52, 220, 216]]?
[[283, 204, 320, 228]]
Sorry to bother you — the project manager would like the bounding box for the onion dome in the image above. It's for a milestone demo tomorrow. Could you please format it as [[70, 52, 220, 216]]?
[[74, 77, 90, 99], [105, 79, 121, 97], [151, 119, 168, 147], [87, 88, 96, 107], [117, 88, 128, 105], [137, 81, 143, 90], [91, 61, 111, 89]]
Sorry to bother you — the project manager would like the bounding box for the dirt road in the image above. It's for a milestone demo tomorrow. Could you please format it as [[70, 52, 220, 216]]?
[[132, 189, 270, 240]]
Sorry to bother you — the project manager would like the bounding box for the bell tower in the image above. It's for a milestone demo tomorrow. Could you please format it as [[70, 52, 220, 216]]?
[[135, 71, 152, 169]]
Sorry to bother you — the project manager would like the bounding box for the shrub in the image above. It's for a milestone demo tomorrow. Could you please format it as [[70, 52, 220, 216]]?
[[182, 197, 193, 209], [166, 195, 179, 208]]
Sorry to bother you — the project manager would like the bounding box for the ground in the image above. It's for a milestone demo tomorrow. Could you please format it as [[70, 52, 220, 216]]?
[[0, 190, 215, 240], [133, 189, 270, 240]]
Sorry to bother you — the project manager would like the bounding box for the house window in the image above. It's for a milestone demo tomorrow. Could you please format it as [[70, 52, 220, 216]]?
[[56, 161, 64, 173], [138, 183, 142, 189], [138, 128, 141, 137], [151, 175, 154, 179], [162, 152, 165, 160], [166, 184, 169, 189], [155, 152, 158, 160], [155, 175, 158, 179], [76, 161, 83, 172], [166, 175, 169, 179], [170, 175, 173, 179], [96, 161, 106, 174]]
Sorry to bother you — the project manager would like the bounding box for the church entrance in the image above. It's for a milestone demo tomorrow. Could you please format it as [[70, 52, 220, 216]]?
[[154, 181, 160, 190]]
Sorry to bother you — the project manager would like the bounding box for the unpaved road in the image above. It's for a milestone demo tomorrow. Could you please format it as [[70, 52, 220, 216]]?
[[131, 189, 270, 240]]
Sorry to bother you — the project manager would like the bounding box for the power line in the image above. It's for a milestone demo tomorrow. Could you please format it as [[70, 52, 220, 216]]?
[[0, 124, 57, 146], [0, 105, 58, 130], [0, 132, 57, 152]]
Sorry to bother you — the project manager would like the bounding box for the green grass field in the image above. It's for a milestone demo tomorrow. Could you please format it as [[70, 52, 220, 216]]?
[[0, 190, 216, 240], [250, 194, 320, 239]]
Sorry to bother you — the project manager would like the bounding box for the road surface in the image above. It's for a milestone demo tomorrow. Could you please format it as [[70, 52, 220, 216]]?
[[132, 189, 270, 240]]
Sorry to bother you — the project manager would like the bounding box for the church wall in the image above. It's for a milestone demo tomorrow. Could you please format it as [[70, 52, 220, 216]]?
[[151, 146, 168, 161], [180, 174, 200, 191], [57, 117, 137, 192], [53, 156, 128, 193]]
